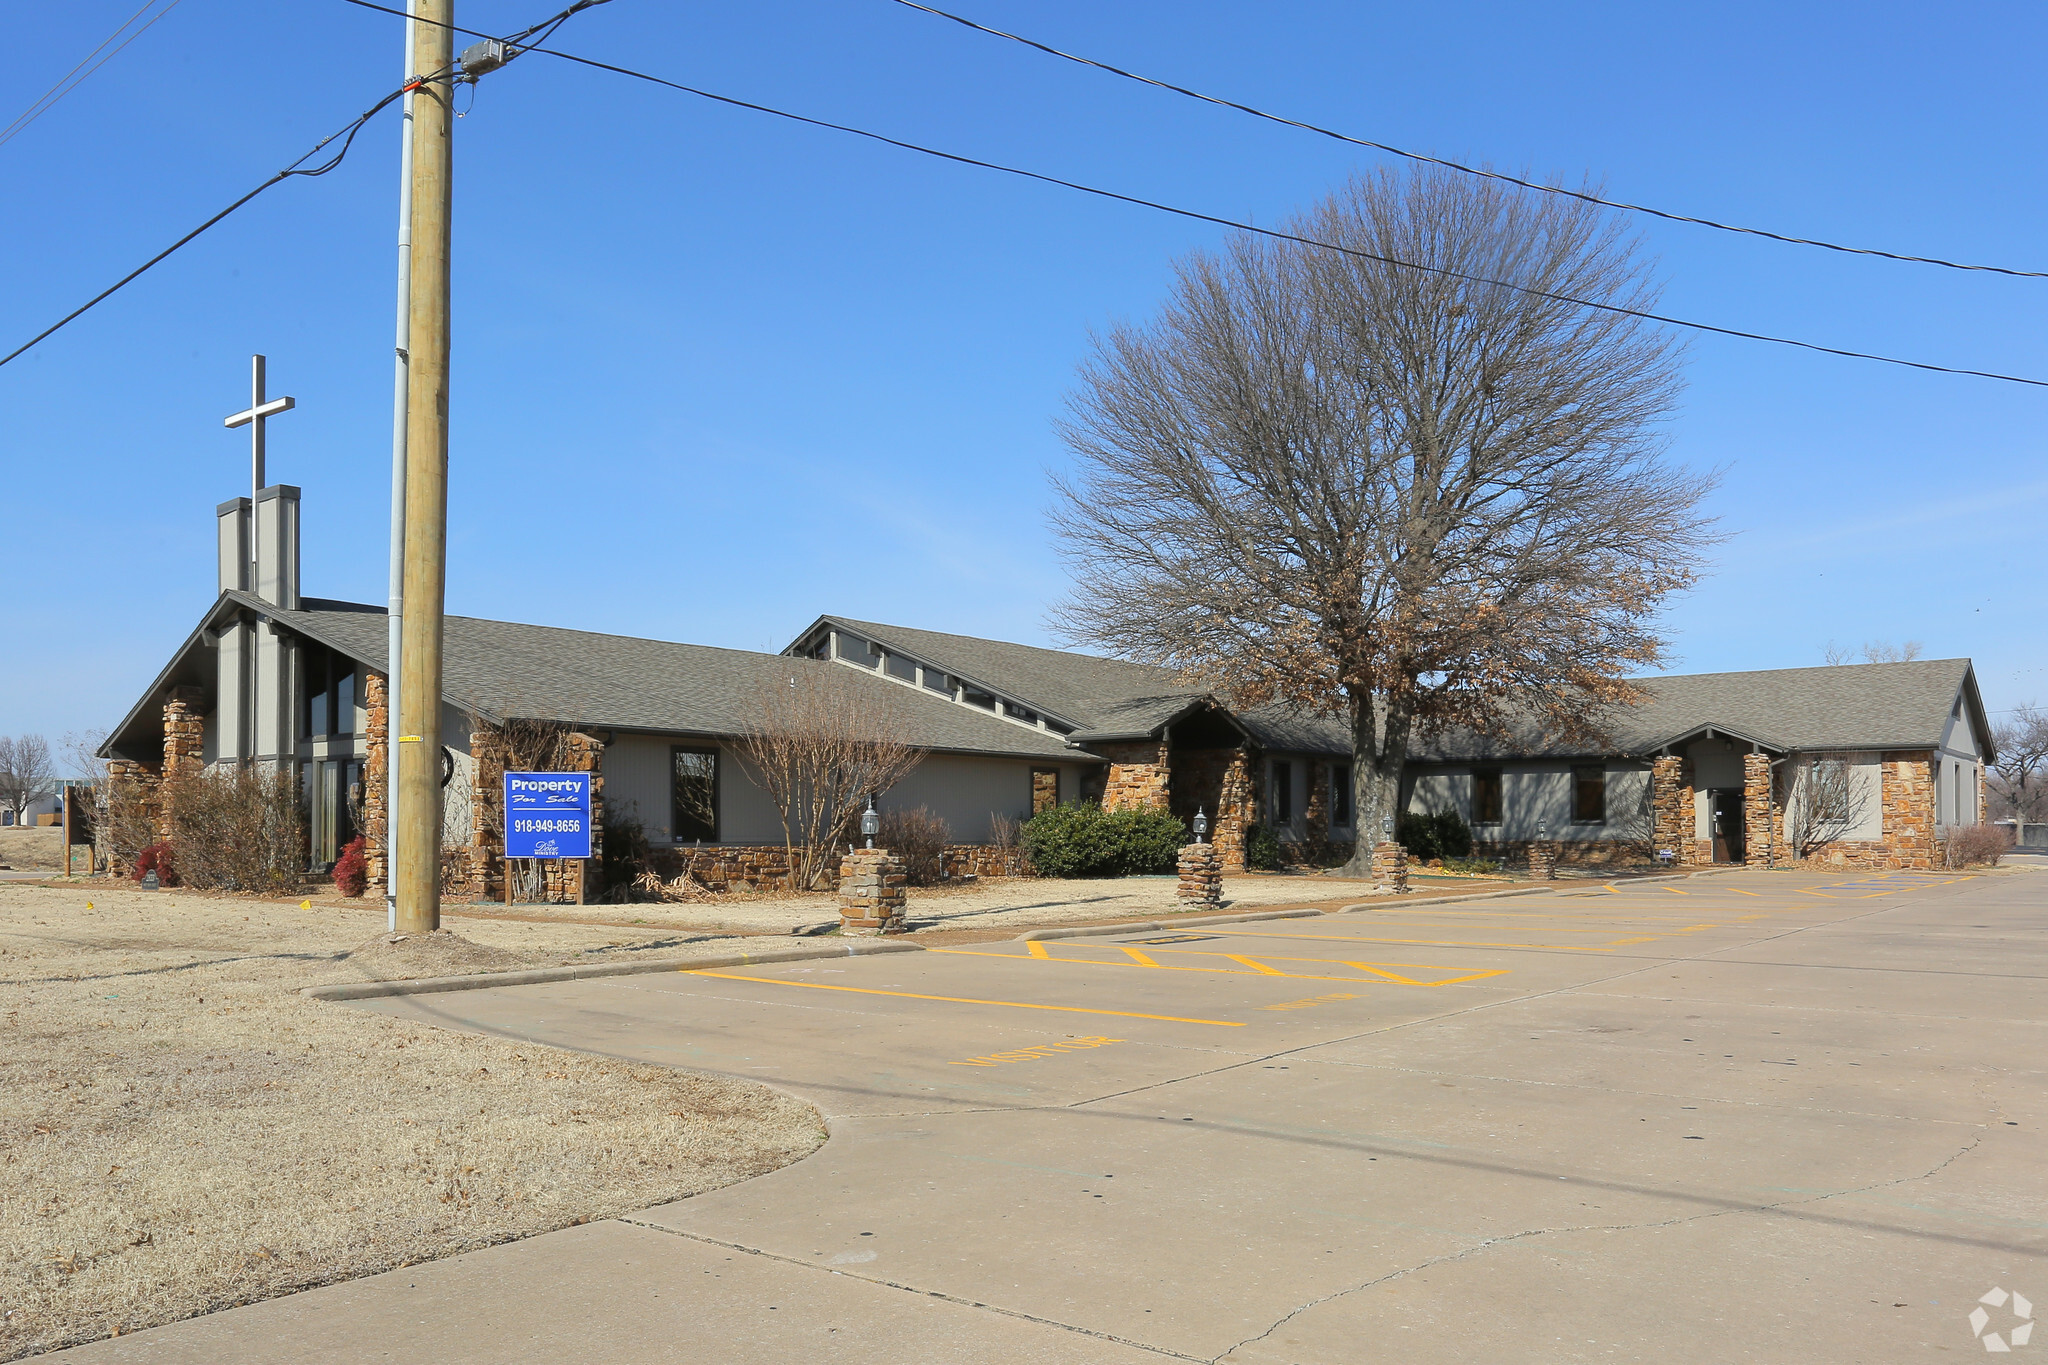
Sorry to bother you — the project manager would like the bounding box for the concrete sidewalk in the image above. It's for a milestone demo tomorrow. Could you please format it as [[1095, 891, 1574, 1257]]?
[[51, 869, 2047, 1363]]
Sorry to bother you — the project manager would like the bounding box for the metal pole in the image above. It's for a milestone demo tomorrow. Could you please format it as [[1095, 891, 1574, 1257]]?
[[385, 0, 416, 933], [395, 0, 452, 934]]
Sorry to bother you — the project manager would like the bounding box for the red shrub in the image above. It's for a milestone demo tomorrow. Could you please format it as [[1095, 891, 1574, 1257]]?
[[333, 837, 369, 898], [134, 841, 178, 886]]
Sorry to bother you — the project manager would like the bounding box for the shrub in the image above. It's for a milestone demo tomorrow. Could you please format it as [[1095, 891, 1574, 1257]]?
[[133, 841, 178, 886], [1021, 804, 1186, 878], [1243, 822, 1284, 871], [164, 766, 305, 893], [1398, 808, 1472, 862], [600, 809, 657, 901], [878, 806, 951, 886], [333, 837, 368, 897], [1440, 855, 1504, 875], [1943, 822, 2010, 869]]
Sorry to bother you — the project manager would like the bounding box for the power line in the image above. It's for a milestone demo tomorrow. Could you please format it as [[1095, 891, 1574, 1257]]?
[[341, 0, 2048, 390], [886, 0, 2048, 281], [1, 0, 189, 152], [0, 80, 430, 370]]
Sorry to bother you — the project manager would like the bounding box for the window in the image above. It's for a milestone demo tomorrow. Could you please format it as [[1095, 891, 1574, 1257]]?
[[1271, 759, 1293, 824], [1809, 757, 1850, 821], [1471, 769, 1503, 825], [961, 687, 997, 710], [671, 747, 719, 842], [1572, 766, 1606, 824], [885, 653, 917, 683], [923, 669, 951, 694], [1003, 701, 1039, 724], [299, 643, 360, 739], [838, 634, 881, 668], [1330, 764, 1353, 828], [1031, 767, 1060, 814], [1045, 719, 1074, 737]]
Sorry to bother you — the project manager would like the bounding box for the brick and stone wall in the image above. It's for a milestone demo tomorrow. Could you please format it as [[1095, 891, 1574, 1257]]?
[[1098, 740, 1171, 813], [1650, 755, 1693, 867], [1742, 752, 1775, 866], [1472, 838, 1653, 868], [469, 724, 606, 901], [159, 687, 206, 838], [363, 671, 390, 886], [1169, 745, 1259, 872], [1371, 840, 1409, 892], [1803, 750, 1938, 869]]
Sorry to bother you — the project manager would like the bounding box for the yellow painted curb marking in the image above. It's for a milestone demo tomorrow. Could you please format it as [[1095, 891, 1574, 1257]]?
[[683, 969, 1246, 1026]]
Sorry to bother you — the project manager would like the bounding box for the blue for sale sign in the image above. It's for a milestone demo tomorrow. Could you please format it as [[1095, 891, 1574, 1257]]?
[[504, 771, 592, 859]]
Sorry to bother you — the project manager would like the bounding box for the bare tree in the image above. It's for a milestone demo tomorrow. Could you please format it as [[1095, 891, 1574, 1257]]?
[[734, 665, 924, 891], [1050, 166, 1716, 874], [1990, 702, 2048, 825], [1861, 640, 1924, 663], [0, 734, 57, 826], [1786, 751, 1872, 859]]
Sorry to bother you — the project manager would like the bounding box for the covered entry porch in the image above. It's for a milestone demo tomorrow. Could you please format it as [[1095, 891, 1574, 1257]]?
[[1649, 724, 1784, 867]]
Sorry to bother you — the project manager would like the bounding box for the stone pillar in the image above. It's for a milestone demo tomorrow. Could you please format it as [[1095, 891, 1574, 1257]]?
[[159, 686, 207, 839], [1742, 752, 1773, 867], [106, 759, 160, 871], [1527, 841, 1557, 881], [1651, 755, 1695, 867], [1371, 840, 1409, 893], [1880, 751, 1936, 870], [1215, 749, 1256, 873], [837, 847, 907, 934], [544, 732, 606, 901], [363, 671, 390, 887], [1177, 841, 1222, 906]]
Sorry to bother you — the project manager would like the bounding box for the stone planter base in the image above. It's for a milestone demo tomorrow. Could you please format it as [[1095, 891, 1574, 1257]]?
[[838, 847, 907, 934], [1527, 842, 1558, 880], [1371, 841, 1409, 893], [1177, 842, 1222, 906]]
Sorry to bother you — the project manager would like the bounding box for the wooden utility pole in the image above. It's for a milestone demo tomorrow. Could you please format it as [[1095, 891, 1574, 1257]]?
[[394, 0, 453, 933]]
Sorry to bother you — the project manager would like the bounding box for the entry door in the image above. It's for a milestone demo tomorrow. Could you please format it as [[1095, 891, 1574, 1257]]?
[[1710, 790, 1746, 863]]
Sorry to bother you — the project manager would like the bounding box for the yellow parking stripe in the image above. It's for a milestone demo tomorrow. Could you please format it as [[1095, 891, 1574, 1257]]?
[[683, 970, 1245, 1026]]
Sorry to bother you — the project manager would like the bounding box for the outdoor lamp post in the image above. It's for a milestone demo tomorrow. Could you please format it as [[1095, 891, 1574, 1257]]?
[[861, 797, 880, 850], [1193, 807, 1209, 843], [1538, 820, 1548, 840], [1382, 814, 1393, 838]]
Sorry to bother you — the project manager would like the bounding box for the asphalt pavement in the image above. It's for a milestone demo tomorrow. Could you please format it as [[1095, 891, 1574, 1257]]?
[[52, 867, 2048, 1363]]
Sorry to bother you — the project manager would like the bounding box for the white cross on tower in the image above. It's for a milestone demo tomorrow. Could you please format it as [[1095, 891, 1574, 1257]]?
[[223, 354, 296, 500]]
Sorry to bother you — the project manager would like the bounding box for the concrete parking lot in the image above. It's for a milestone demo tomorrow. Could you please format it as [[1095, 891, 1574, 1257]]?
[[55, 868, 2047, 1363]]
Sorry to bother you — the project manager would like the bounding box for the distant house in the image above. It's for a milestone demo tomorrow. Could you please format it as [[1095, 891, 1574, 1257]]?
[[98, 485, 1993, 885]]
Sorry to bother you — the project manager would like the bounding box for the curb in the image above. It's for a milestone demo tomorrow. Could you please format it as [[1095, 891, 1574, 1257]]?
[[1016, 908, 1326, 942], [302, 938, 924, 1002]]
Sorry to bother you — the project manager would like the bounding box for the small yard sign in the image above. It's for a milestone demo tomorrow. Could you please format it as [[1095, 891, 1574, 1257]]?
[[504, 771, 592, 860]]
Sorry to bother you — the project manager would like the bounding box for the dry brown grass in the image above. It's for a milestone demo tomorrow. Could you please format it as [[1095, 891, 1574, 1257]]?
[[0, 883, 827, 1360]]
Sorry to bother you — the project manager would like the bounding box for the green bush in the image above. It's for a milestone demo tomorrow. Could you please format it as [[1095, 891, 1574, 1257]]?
[[1440, 856, 1504, 875], [1243, 822, 1284, 871], [1021, 804, 1186, 878], [1397, 807, 1473, 862]]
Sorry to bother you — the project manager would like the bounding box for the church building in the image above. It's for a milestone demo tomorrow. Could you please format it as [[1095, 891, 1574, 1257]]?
[[99, 483, 1997, 889]]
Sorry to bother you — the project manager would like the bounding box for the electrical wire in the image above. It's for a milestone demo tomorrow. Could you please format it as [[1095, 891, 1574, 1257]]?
[[0, 77, 438, 370], [338, 0, 2048, 390], [1, 0, 189, 152], [886, 0, 2048, 281]]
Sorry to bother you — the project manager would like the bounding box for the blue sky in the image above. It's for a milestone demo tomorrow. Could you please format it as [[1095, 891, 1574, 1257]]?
[[3, 0, 2044, 756]]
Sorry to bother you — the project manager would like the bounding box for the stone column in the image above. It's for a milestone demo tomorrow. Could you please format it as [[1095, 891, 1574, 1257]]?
[[1177, 841, 1222, 906], [363, 671, 391, 887], [159, 686, 207, 839], [1742, 752, 1773, 867], [1651, 755, 1694, 867], [1215, 749, 1256, 873], [106, 759, 160, 872], [1100, 740, 1171, 812], [1880, 751, 1936, 870], [838, 847, 907, 934], [544, 732, 606, 901], [1371, 840, 1409, 893], [1527, 841, 1557, 881]]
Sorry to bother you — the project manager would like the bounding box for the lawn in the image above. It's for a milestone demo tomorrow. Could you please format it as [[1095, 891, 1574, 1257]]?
[[0, 883, 826, 1360]]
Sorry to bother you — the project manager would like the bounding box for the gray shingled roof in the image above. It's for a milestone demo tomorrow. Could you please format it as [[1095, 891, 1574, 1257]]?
[[816, 616, 1188, 731], [246, 595, 1081, 761], [1410, 658, 1983, 760]]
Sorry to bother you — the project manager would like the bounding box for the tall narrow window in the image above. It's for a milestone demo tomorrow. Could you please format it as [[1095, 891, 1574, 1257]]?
[[1271, 759, 1293, 824], [1031, 767, 1060, 814], [1471, 769, 1503, 825], [671, 747, 720, 842], [1330, 763, 1353, 828], [1572, 765, 1606, 824]]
